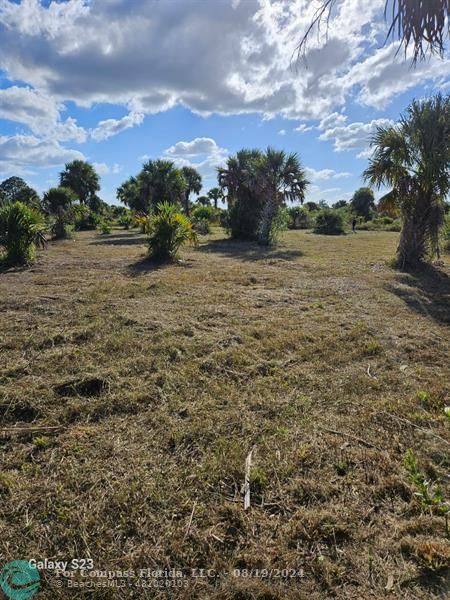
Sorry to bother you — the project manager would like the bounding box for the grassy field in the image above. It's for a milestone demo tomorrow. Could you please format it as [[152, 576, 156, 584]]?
[[0, 228, 449, 599]]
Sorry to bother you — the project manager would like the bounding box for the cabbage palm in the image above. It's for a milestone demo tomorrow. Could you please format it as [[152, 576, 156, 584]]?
[[181, 166, 202, 216], [0, 202, 46, 265], [364, 94, 450, 269], [253, 148, 308, 245]]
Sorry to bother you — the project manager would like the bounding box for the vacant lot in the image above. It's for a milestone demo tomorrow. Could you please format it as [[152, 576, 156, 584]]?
[[0, 229, 449, 599]]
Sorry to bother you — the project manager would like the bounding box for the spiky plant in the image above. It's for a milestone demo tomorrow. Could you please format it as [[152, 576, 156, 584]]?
[[0, 202, 46, 265], [364, 94, 450, 269], [146, 202, 198, 262]]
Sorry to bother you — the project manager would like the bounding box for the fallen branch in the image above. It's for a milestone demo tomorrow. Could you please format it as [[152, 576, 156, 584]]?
[[244, 447, 255, 510], [0, 426, 65, 438], [184, 500, 197, 540]]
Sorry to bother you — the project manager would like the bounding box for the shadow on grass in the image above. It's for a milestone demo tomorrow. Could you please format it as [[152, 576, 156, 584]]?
[[198, 237, 304, 262], [90, 231, 146, 246], [128, 256, 194, 276], [386, 264, 450, 325]]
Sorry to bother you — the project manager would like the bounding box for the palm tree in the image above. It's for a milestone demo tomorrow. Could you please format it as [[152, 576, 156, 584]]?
[[297, 1, 450, 63], [138, 160, 186, 213], [60, 160, 100, 204], [218, 148, 308, 244], [253, 148, 308, 246], [364, 94, 450, 269], [207, 187, 222, 210], [181, 166, 202, 216]]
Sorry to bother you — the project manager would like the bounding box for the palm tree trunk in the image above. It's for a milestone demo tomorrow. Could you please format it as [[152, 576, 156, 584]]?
[[258, 195, 277, 246], [184, 191, 190, 216], [397, 216, 427, 269]]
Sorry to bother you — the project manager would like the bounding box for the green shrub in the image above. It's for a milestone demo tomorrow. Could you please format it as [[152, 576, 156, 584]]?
[[313, 209, 345, 235], [0, 202, 46, 265], [287, 206, 312, 229], [100, 221, 112, 234], [146, 202, 198, 262], [193, 218, 210, 235], [119, 212, 134, 230], [192, 205, 215, 222], [73, 205, 101, 231]]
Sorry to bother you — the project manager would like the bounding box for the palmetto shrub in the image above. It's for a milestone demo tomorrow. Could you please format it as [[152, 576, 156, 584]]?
[[0, 201, 46, 265], [313, 209, 345, 235], [146, 202, 198, 262]]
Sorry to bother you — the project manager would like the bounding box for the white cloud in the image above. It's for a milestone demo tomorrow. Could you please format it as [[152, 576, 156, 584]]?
[[164, 137, 228, 186], [305, 167, 351, 181], [91, 112, 144, 141], [0, 85, 86, 142], [294, 123, 314, 133], [93, 162, 123, 175], [278, 129, 286, 135], [318, 114, 393, 156], [0, 0, 447, 125], [0, 134, 84, 176]]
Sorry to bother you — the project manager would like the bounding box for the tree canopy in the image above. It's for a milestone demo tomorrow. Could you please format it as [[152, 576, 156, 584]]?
[[364, 93, 450, 267], [351, 188, 376, 220], [0, 176, 40, 208], [60, 160, 100, 204], [181, 166, 202, 216]]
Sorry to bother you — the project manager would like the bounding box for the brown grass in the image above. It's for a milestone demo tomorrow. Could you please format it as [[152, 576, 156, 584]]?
[[0, 227, 449, 599]]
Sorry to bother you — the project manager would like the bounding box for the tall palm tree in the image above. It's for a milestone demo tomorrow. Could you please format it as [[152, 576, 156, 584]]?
[[207, 187, 222, 210], [139, 160, 186, 213], [181, 166, 202, 216], [297, 1, 450, 63], [364, 94, 450, 269], [253, 148, 308, 246]]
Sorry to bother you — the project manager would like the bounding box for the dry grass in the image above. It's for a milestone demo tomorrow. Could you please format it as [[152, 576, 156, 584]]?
[[0, 227, 449, 599]]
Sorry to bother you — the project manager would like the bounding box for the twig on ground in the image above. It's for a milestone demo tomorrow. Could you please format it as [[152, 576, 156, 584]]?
[[319, 427, 381, 450], [378, 411, 450, 447]]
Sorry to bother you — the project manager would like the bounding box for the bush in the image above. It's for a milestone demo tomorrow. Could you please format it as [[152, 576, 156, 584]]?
[[313, 209, 345, 235], [192, 205, 215, 222], [193, 218, 210, 235], [100, 221, 112, 234], [287, 206, 312, 229], [119, 212, 134, 229], [73, 206, 101, 231], [146, 202, 198, 262], [0, 202, 46, 265]]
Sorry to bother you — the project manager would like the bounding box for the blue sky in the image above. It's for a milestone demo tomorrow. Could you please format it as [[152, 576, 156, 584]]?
[[0, 0, 449, 206]]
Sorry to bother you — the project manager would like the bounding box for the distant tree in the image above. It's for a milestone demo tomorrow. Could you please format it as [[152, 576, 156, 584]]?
[[333, 199, 348, 209], [196, 195, 211, 207], [87, 194, 108, 214], [364, 94, 450, 268], [207, 187, 222, 209], [60, 160, 100, 204], [351, 187, 376, 220], [117, 176, 145, 212], [181, 166, 202, 216], [0, 176, 40, 208], [139, 160, 186, 213], [43, 187, 77, 239], [304, 201, 319, 212]]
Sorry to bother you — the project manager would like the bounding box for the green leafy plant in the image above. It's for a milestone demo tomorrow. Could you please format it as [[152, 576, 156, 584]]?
[[100, 221, 112, 235], [0, 202, 46, 265], [146, 202, 198, 262], [313, 208, 345, 235], [404, 449, 448, 513], [73, 205, 101, 231]]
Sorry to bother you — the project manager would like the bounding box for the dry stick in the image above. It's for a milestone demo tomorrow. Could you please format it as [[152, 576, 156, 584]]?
[[0, 426, 65, 437], [244, 447, 254, 511], [319, 427, 381, 450], [379, 411, 450, 448], [184, 501, 197, 540]]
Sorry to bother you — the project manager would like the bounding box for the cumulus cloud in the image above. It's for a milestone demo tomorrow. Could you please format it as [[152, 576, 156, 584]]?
[[0, 0, 447, 124], [305, 167, 351, 181], [164, 137, 228, 186], [0, 85, 86, 142], [318, 114, 393, 156], [91, 112, 144, 141], [0, 134, 84, 175], [93, 162, 123, 176]]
